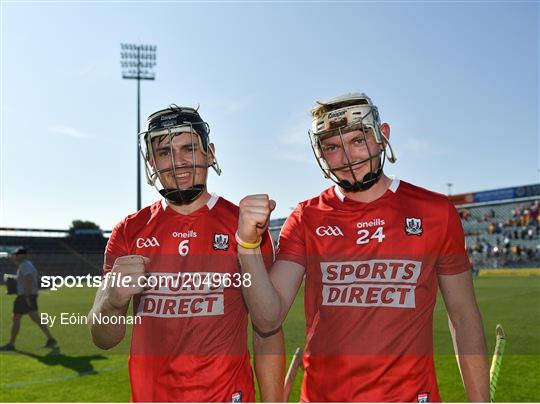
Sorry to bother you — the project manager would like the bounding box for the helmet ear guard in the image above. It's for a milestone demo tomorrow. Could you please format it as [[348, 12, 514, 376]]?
[[138, 105, 221, 204], [308, 92, 396, 192]]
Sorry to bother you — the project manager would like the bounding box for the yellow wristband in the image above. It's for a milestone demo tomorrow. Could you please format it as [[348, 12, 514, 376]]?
[[235, 232, 262, 249]]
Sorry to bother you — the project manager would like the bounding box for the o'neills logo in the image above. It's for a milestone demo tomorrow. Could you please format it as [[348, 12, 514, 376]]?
[[357, 218, 385, 228], [136, 272, 224, 318], [320, 260, 422, 308], [172, 230, 197, 238]]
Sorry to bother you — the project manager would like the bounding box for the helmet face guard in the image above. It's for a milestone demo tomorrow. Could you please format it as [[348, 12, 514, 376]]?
[[139, 105, 221, 204], [308, 93, 396, 192]]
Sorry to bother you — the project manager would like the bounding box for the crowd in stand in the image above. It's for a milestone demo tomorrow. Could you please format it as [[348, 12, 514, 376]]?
[[459, 200, 540, 268]]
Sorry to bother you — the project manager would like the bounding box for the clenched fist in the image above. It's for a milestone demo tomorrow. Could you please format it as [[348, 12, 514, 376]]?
[[104, 255, 149, 310], [238, 194, 276, 244]]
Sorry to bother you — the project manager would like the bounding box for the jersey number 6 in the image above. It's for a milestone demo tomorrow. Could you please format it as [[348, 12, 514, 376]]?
[[178, 240, 190, 256]]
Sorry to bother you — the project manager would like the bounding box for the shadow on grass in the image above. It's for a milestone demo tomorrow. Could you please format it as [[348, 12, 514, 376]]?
[[16, 347, 107, 376]]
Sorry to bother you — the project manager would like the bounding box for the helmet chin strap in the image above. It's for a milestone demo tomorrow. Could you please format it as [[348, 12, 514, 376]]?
[[159, 160, 209, 205], [159, 184, 206, 204], [336, 149, 386, 192], [339, 170, 381, 192]]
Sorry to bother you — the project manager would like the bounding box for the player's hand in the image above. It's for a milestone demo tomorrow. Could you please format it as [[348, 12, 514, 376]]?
[[238, 194, 276, 244], [104, 255, 149, 310]]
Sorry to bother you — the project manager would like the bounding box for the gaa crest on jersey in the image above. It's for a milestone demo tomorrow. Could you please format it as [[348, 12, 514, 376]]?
[[315, 225, 344, 237], [417, 392, 429, 402], [231, 391, 242, 403], [213, 233, 229, 250], [405, 217, 423, 236], [136, 237, 160, 248]]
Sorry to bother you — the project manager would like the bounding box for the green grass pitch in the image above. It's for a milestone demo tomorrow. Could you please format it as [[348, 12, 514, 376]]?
[[0, 275, 539, 402]]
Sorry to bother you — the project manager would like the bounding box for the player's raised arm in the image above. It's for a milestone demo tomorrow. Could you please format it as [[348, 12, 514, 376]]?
[[237, 194, 305, 333], [88, 255, 148, 349]]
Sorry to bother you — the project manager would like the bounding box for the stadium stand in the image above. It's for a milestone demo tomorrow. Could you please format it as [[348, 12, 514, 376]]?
[[269, 218, 286, 246], [459, 198, 540, 268], [0, 229, 108, 281]]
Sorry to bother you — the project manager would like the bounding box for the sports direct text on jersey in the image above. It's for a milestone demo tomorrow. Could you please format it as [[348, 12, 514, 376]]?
[[321, 259, 421, 308], [137, 272, 225, 318]]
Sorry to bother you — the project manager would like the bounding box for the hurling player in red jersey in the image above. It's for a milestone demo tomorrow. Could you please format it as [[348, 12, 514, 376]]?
[[88, 105, 283, 402], [237, 93, 489, 402]]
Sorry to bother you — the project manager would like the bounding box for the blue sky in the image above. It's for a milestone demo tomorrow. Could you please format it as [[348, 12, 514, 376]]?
[[1, 1, 538, 230]]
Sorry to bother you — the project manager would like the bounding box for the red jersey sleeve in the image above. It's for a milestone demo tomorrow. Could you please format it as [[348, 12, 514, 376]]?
[[260, 229, 276, 270], [436, 201, 470, 275], [103, 220, 129, 274], [276, 205, 306, 267]]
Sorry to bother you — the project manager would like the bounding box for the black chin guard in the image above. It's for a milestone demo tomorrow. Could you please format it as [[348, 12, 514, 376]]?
[[159, 185, 205, 205], [339, 169, 382, 192], [337, 153, 386, 192]]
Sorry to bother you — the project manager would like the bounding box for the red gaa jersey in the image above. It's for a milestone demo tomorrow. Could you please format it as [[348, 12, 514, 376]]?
[[277, 179, 469, 402], [104, 194, 274, 402]]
